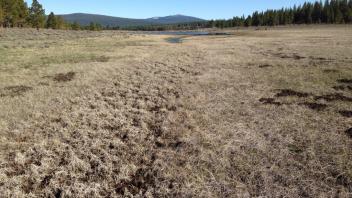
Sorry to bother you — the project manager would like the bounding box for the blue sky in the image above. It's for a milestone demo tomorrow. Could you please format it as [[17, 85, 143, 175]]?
[[25, 0, 317, 20]]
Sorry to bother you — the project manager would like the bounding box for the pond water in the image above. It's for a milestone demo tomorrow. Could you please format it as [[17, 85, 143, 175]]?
[[142, 31, 231, 43], [165, 37, 183, 43]]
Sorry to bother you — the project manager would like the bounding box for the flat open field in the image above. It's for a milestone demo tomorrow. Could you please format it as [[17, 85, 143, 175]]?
[[0, 26, 352, 197]]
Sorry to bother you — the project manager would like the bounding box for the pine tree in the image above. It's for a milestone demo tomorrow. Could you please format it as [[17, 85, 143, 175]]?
[[89, 22, 97, 31], [0, 2, 3, 27], [55, 16, 66, 29], [332, 0, 343, 22], [252, 11, 262, 26], [244, 15, 252, 26], [28, 0, 45, 29], [46, 12, 57, 29], [312, 1, 323, 23], [14, 0, 28, 27], [2, 0, 13, 27], [305, 3, 314, 23], [208, 20, 215, 28], [95, 23, 102, 30], [71, 21, 80, 30], [322, 0, 330, 23], [348, 0, 352, 22]]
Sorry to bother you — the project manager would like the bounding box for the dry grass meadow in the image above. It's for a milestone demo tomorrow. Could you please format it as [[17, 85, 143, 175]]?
[[0, 26, 352, 197]]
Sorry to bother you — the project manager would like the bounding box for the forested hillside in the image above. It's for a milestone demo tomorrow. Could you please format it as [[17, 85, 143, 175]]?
[[210, 0, 352, 28]]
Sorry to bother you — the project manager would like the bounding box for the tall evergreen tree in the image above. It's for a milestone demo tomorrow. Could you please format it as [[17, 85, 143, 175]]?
[[2, 0, 14, 27], [55, 16, 66, 29], [71, 21, 80, 30], [89, 22, 96, 31], [0, 2, 3, 27], [28, 0, 45, 29], [348, 1, 352, 22], [312, 1, 323, 23], [252, 11, 262, 26], [333, 0, 344, 22], [304, 2, 314, 23], [46, 12, 57, 29], [244, 15, 252, 26], [15, 0, 28, 27]]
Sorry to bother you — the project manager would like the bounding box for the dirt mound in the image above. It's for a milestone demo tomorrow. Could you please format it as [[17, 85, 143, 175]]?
[[94, 56, 110, 63], [299, 102, 328, 111], [259, 98, 282, 106], [323, 69, 339, 73], [310, 56, 329, 61], [315, 93, 352, 102], [53, 72, 76, 82], [339, 111, 352, 118], [274, 53, 306, 60], [275, 89, 310, 98], [258, 64, 272, 68], [0, 85, 33, 97], [346, 128, 352, 138], [332, 85, 352, 91], [338, 79, 352, 84]]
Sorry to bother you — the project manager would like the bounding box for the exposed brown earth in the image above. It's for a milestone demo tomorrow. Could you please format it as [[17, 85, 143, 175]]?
[[315, 93, 352, 102], [346, 128, 352, 138], [0, 86, 33, 97], [338, 79, 352, 84], [275, 89, 310, 98], [53, 72, 76, 82], [299, 102, 328, 111], [339, 110, 352, 118]]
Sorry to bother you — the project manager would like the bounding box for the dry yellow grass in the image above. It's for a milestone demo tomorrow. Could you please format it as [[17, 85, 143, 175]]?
[[0, 26, 352, 197]]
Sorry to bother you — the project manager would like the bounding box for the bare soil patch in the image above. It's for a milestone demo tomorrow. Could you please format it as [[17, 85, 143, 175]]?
[[258, 64, 272, 68], [309, 56, 329, 61], [53, 72, 76, 82], [299, 102, 328, 111], [315, 93, 352, 102], [333, 85, 352, 91], [275, 89, 310, 98], [93, 55, 110, 63], [338, 79, 352, 84], [0, 85, 33, 97], [273, 52, 306, 60], [346, 128, 352, 138], [339, 110, 352, 118], [259, 98, 282, 106], [288, 144, 304, 154], [323, 69, 339, 73]]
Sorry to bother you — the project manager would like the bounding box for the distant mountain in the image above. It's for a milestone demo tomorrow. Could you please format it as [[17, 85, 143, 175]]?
[[59, 13, 205, 27], [145, 15, 206, 24]]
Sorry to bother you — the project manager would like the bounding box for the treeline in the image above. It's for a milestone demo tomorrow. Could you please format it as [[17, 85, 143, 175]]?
[[0, 0, 102, 30], [210, 0, 352, 28], [0, 0, 43, 28], [70, 21, 104, 31], [0, 0, 68, 29]]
